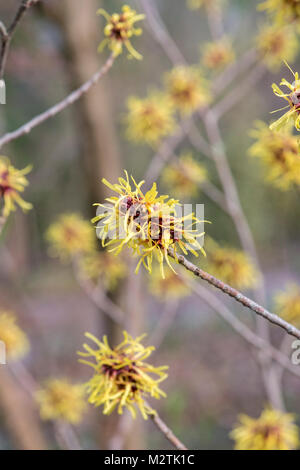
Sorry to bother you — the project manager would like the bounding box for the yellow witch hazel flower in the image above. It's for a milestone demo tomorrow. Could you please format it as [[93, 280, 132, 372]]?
[[79, 251, 127, 291], [275, 284, 300, 327], [203, 238, 258, 290], [149, 266, 191, 300], [231, 408, 300, 450], [165, 66, 211, 115], [0, 156, 32, 219], [0, 311, 29, 361], [126, 92, 175, 146], [201, 38, 235, 71], [97, 5, 145, 60], [92, 171, 206, 278], [249, 121, 300, 190], [36, 378, 86, 424], [46, 213, 95, 261], [161, 152, 207, 199], [78, 331, 168, 420], [258, 0, 300, 25], [270, 63, 300, 132], [256, 25, 298, 71]]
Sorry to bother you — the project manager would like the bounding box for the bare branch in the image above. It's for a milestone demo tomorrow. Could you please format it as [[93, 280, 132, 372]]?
[[213, 63, 266, 119], [138, 0, 186, 65], [72, 259, 125, 326], [168, 249, 300, 340], [0, 0, 40, 79], [184, 275, 300, 379], [145, 121, 189, 183], [148, 406, 188, 450], [150, 300, 179, 349], [0, 54, 116, 150]]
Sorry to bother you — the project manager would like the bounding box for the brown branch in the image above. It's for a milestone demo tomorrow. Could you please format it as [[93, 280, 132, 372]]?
[[184, 275, 300, 380], [168, 249, 300, 340], [145, 122, 189, 183], [0, 53, 116, 150], [213, 63, 267, 119], [148, 406, 188, 450], [138, 0, 186, 65], [72, 259, 125, 326], [0, 0, 39, 79], [149, 300, 179, 349]]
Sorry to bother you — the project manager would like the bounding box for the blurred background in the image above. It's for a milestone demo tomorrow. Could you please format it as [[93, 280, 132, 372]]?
[[0, 0, 300, 450]]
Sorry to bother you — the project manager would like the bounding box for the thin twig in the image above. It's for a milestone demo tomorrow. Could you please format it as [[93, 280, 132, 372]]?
[[145, 121, 190, 183], [0, 0, 39, 79], [54, 421, 82, 451], [9, 362, 82, 450], [0, 53, 116, 150], [213, 63, 267, 119], [150, 300, 179, 349], [72, 261, 125, 326], [138, 0, 186, 65], [148, 406, 188, 450], [183, 275, 300, 380], [168, 249, 300, 340], [212, 48, 258, 94]]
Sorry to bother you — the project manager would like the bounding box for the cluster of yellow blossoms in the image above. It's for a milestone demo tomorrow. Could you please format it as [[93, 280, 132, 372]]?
[[79, 251, 127, 292], [231, 408, 299, 450], [201, 38, 235, 71], [203, 238, 258, 290], [249, 121, 300, 190], [79, 331, 168, 419], [256, 25, 298, 70], [36, 378, 86, 424], [0, 156, 32, 219], [126, 92, 175, 146], [93, 172, 205, 278], [0, 311, 29, 361], [46, 213, 95, 261], [165, 66, 211, 115], [161, 152, 207, 199], [275, 284, 300, 327], [259, 0, 300, 25], [126, 65, 211, 147], [97, 5, 145, 60]]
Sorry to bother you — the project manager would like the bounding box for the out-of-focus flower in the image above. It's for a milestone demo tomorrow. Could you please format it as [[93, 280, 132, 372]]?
[[249, 121, 300, 190], [165, 66, 211, 115], [204, 238, 258, 290], [126, 92, 175, 146], [275, 284, 300, 327], [161, 153, 207, 199], [149, 266, 191, 300], [231, 408, 300, 450], [97, 5, 145, 59], [270, 65, 300, 132], [256, 25, 298, 70], [46, 213, 95, 261], [79, 251, 127, 291], [187, 0, 223, 11], [201, 38, 235, 71], [258, 0, 300, 25], [92, 172, 205, 278], [78, 331, 168, 419], [36, 378, 86, 424], [0, 156, 32, 219], [0, 312, 29, 361]]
